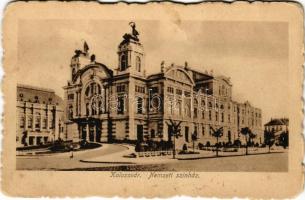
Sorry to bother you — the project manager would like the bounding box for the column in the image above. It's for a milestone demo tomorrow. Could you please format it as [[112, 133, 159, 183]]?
[[24, 104, 28, 130], [32, 107, 35, 131], [79, 90, 82, 116], [78, 124, 81, 141], [40, 105, 43, 131], [75, 92, 79, 116], [86, 123, 89, 141], [93, 125, 96, 142]]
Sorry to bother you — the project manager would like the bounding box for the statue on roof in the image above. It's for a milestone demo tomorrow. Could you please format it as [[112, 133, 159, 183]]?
[[120, 22, 140, 45], [129, 22, 139, 40]]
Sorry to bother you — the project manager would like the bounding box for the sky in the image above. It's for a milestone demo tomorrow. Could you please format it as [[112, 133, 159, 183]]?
[[16, 20, 289, 124]]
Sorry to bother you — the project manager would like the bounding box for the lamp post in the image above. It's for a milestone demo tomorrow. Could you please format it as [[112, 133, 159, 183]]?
[[166, 119, 182, 159]]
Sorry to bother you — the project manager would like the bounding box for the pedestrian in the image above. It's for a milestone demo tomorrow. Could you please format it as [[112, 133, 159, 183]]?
[[70, 144, 74, 159]]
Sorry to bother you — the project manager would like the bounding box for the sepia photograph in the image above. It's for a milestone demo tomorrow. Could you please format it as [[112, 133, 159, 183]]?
[[2, 1, 303, 198], [15, 19, 289, 171]]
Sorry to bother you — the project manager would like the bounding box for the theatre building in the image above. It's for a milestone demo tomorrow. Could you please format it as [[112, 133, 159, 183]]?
[[16, 84, 65, 147], [63, 23, 263, 148]]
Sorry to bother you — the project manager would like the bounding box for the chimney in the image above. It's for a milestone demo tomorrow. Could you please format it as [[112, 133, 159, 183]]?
[[161, 61, 165, 73]]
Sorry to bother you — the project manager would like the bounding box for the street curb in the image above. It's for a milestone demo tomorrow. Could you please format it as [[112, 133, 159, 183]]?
[[177, 151, 286, 160]]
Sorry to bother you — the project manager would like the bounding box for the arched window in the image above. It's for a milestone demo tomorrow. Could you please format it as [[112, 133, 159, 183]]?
[[136, 56, 141, 72], [85, 82, 102, 97], [121, 53, 127, 71]]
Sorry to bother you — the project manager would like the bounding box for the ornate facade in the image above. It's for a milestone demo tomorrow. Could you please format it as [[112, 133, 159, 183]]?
[[16, 84, 64, 147], [64, 23, 263, 148]]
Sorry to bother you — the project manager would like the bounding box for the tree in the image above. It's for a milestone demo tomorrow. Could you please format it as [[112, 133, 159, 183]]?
[[240, 127, 256, 155], [191, 130, 198, 153], [279, 131, 289, 149], [210, 126, 223, 157], [165, 119, 182, 159], [264, 129, 275, 153]]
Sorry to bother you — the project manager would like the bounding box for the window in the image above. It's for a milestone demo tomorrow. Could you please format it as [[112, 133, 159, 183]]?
[[202, 126, 205, 136], [120, 53, 127, 71], [86, 82, 102, 97], [201, 100, 205, 107], [43, 118, 47, 129], [35, 113, 41, 129], [91, 100, 97, 115], [176, 89, 182, 95], [117, 85, 126, 93], [149, 87, 158, 94], [34, 96, 39, 103], [136, 97, 143, 114], [135, 85, 145, 93], [202, 110, 205, 119], [221, 113, 224, 122], [117, 96, 125, 114], [184, 91, 191, 97], [185, 103, 191, 117], [177, 101, 182, 116], [228, 114, 231, 123], [215, 112, 218, 121], [86, 103, 90, 116], [28, 116, 33, 128], [49, 117, 54, 129], [98, 101, 103, 114], [136, 56, 141, 72], [68, 94, 74, 100], [19, 115, 25, 128], [167, 87, 174, 94], [69, 105, 73, 119], [194, 107, 198, 118], [209, 110, 212, 120]]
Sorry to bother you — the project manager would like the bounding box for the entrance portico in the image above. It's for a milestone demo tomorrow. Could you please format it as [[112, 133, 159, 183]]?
[[73, 117, 102, 142]]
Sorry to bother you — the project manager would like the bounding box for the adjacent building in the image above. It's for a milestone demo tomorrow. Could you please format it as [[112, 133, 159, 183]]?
[[63, 23, 263, 149], [264, 118, 289, 144], [16, 84, 64, 147]]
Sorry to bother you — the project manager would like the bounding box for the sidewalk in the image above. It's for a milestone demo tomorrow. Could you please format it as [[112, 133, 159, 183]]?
[[81, 144, 177, 165], [16, 144, 107, 158], [79, 145, 288, 163], [177, 147, 288, 160]]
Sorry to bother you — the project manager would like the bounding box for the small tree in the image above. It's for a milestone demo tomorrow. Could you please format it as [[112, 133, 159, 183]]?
[[279, 131, 289, 149], [191, 130, 198, 153], [165, 119, 182, 159], [210, 126, 223, 157], [264, 129, 275, 153], [240, 127, 256, 155]]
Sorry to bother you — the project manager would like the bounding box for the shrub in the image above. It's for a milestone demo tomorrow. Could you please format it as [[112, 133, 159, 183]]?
[[182, 143, 188, 151], [198, 142, 204, 150]]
